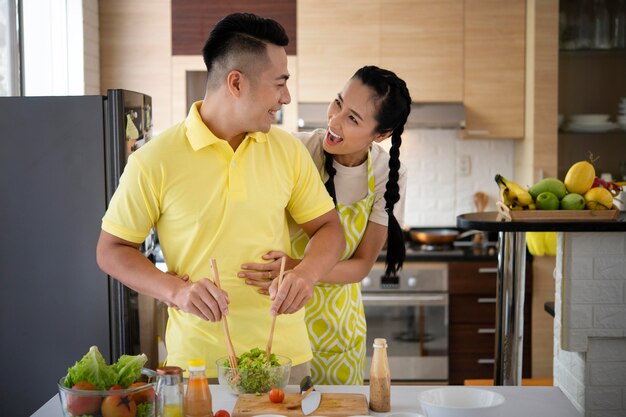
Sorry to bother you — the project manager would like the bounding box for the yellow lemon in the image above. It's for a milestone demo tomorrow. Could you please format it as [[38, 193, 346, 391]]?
[[584, 187, 613, 210]]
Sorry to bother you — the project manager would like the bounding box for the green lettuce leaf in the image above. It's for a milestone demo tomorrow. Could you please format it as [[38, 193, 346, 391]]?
[[136, 402, 154, 417], [111, 353, 148, 387], [64, 346, 117, 390]]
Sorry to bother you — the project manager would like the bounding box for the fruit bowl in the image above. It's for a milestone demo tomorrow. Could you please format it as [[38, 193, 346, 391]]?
[[57, 370, 156, 417], [216, 354, 291, 395]]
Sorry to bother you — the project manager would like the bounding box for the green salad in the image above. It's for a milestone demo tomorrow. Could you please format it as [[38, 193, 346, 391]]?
[[222, 348, 286, 394]]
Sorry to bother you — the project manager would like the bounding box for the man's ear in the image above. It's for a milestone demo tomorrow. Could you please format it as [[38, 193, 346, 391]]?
[[226, 70, 244, 97]]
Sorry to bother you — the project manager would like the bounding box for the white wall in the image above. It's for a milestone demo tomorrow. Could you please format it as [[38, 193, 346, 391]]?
[[395, 129, 515, 227]]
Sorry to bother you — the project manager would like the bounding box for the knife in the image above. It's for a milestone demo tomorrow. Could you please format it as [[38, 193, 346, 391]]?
[[300, 376, 321, 416], [285, 376, 321, 415]]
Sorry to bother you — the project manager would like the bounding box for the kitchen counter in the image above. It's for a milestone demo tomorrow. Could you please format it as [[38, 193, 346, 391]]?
[[33, 384, 582, 417]]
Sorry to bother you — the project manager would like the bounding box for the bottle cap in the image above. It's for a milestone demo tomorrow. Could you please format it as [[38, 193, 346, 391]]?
[[156, 366, 183, 375], [373, 338, 387, 348], [188, 358, 206, 371]]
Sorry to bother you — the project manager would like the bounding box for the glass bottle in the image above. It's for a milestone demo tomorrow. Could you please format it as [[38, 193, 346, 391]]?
[[592, 0, 611, 49], [369, 338, 391, 412], [184, 359, 212, 417], [156, 366, 184, 417], [614, 0, 626, 49]]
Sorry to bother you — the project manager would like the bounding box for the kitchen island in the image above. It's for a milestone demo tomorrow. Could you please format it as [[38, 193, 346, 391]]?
[[33, 384, 582, 416], [458, 211, 626, 415]]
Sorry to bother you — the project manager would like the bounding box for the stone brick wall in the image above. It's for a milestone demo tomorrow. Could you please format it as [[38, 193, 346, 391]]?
[[554, 232, 626, 416]]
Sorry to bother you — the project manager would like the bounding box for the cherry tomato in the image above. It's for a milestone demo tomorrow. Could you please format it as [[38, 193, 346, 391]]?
[[101, 394, 137, 417], [215, 409, 231, 417], [128, 381, 156, 404], [269, 388, 285, 403], [67, 381, 102, 416]]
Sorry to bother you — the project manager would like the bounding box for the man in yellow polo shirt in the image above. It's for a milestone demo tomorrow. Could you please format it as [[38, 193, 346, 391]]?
[[96, 13, 345, 379]]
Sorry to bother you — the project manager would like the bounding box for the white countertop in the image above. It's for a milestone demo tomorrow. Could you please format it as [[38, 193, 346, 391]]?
[[32, 384, 582, 417]]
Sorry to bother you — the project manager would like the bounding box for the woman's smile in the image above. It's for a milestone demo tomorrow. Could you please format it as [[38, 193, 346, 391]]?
[[325, 128, 343, 146]]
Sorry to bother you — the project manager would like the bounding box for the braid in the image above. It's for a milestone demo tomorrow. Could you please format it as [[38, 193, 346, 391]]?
[[348, 66, 412, 276], [383, 126, 406, 277], [323, 151, 338, 204]]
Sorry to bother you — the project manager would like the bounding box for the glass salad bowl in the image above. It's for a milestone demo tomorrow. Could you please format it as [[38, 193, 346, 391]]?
[[216, 353, 291, 395], [57, 369, 157, 417]]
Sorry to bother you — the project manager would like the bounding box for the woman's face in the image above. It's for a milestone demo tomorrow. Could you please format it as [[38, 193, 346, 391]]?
[[324, 78, 389, 167]]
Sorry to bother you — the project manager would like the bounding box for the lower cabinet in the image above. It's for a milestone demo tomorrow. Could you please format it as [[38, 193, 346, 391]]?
[[448, 261, 532, 384]]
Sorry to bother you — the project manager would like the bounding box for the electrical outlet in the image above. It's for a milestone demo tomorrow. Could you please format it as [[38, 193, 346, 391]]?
[[457, 155, 471, 176]]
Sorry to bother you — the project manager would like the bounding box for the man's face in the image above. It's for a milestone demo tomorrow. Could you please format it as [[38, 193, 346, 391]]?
[[241, 44, 291, 133]]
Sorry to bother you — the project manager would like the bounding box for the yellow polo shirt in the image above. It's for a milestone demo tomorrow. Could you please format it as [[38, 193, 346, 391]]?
[[102, 102, 335, 376]]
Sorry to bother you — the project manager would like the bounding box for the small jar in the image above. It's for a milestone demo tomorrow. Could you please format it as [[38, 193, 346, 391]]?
[[156, 366, 184, 417]]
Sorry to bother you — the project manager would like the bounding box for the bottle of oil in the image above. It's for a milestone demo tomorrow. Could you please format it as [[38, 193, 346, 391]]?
[[369, 338, 391, 412], [184, 359, 212, 417]]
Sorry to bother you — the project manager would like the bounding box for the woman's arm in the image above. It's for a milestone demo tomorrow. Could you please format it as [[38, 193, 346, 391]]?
[[239, 221, 387, 290], [318, 221, 387, 284]]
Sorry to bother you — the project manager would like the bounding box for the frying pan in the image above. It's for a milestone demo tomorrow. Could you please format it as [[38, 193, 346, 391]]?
[[409, 229, 482, 245]]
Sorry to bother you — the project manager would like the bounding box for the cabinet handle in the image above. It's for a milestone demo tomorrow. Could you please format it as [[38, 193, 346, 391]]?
[[478, 267, 498, 274], [477, 298, 497, 304], [478, 359, 495, 365], [478, 328, 496, 334], [467, 129, 490, 136]]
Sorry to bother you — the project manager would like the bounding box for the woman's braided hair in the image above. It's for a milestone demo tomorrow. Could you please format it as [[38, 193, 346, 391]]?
[[324, 66, 412, 277]]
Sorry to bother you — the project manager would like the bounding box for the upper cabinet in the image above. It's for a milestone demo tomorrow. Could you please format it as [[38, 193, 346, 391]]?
[[297, 0, 381, 102], [298, 0, 527, 139], [297, 0, 463, 103], [462, 0, 526, 139], [380, 0, 464, 103]]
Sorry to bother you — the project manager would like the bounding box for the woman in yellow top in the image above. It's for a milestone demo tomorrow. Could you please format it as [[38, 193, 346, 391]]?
[[240, 66, 411, 384]]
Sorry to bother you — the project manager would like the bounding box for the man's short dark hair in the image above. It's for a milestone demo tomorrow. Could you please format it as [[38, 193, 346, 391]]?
[[202, 13, 289, 87]]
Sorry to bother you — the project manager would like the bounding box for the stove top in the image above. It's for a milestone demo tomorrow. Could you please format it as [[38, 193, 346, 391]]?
[[379, 240, 498, 262]]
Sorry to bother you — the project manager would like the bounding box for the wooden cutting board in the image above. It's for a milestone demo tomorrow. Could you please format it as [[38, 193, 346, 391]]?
[[232, 393, 370, 417]]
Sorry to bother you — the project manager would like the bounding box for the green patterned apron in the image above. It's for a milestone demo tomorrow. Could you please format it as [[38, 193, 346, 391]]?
[[292, 151, 375, 385]]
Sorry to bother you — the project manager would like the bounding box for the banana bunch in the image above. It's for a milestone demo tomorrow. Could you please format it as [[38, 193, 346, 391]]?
[[495, 174, 536, 210]]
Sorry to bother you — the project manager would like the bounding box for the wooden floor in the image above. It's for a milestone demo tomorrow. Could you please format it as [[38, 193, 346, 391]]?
[[464, 378, 553, 386]]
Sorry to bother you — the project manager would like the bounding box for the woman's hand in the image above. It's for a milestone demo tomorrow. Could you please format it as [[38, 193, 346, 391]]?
[[239, 251, 300, 295]]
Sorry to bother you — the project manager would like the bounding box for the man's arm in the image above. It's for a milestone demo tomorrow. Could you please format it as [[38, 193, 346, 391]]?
[[96, 230, 229, 321], [268, 209, 344, 315]]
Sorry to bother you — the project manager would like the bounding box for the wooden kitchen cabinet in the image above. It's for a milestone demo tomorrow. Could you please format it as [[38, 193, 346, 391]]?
[[297, 0, 381, 102], [448, 261, 532, 384], [462, 0, 526, 139], [380, 0, 463, 102], [297, 0, 463, 103]]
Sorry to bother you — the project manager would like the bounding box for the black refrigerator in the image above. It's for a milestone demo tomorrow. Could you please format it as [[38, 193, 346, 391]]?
[[0, 90, 156, 416]]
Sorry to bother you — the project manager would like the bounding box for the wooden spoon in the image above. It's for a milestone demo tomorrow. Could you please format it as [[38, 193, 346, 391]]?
[[266, 256, 286, 362], [210, 258, 238, 370]]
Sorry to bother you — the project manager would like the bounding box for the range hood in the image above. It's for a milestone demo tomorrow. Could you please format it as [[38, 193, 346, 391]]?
[[297, 102, 465, 130]]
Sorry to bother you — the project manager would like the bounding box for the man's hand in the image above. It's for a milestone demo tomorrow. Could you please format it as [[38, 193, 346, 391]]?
[[172, 277, 230, 322], [268, 269, 316, 315]]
